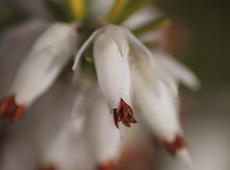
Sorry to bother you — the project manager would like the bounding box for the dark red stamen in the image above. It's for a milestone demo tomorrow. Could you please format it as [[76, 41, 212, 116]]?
[[98, 161, 118, 170], [113, 98, 137, 128], [0, 95, 25, 123], [163, 135, 186, 155]]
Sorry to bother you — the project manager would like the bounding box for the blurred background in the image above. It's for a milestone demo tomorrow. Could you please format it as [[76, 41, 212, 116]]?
[[0, 0, 230, 170]]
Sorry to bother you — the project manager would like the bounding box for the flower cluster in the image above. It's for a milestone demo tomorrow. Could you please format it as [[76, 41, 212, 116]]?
[[0, 0, 200, 169]]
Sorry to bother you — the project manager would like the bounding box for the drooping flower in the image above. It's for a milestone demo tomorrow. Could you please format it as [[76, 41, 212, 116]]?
[[73, 24, 157, 128], [40, 89, 122, 170], [72, 23, 200, 162], [85, 91, 122, 170], [39, 91, 92, 170], [40, 121, 92, 170], [131, 50, 199, 162], [0, 23, 77, 122]]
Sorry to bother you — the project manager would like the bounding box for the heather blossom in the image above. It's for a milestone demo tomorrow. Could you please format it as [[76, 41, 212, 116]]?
[[132, 50, 199, 162], [0, 0, 200, 169], [0, 23, 77, 122], [73, 24, 159, 128]]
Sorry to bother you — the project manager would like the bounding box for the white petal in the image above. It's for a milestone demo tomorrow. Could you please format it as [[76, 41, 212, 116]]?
[[154, 51, 200, 90], [93, 26, 131, 108], [106, 25, 130, 58], [133, 68, 181, 142], [86, 96, 121, 164], [10, 23, 77, 106], [0, 20, 49, 98], [72, 28, 102, 70], [122, 27, 155, 66], [176, 148, 193, 166], [42, 123, 93, 170]]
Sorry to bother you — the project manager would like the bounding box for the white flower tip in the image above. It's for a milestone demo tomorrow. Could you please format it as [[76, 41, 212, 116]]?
[[176, 148, 193, 166], [118, 124, 127, 141], [191, 77, 201, 90], [182, 70, 201, 91], [72, 63, 77, 71]]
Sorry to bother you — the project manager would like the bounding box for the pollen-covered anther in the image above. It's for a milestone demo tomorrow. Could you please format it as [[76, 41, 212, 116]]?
[[98, 161, 118, 170], [113, 98, 137, 128], [163, 135, 186, 155], [0, 95, 25, 123]]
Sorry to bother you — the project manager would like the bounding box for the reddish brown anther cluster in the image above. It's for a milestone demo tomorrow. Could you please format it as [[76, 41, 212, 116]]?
[[0, 95, 25, 123], [163, 135, 186, 155], [41, 165, 57, 170], [98, 161, 118, 170], [113, 98, 137, 128]]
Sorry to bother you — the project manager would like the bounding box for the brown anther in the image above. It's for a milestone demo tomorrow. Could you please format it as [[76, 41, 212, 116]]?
[[41, 165, 57, 170], [98, 161, 118, 170], [163, 135, 186, 155], [0, 95, 25, 123], [113, 98, 137, 128]]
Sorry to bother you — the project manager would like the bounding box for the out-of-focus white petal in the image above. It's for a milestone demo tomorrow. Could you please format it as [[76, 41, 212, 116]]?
[[133, 72, 181, 142], [90, 0, 114, 18], [70, 90, 93, 135], [122, 27, 155, 66], [176, 148, 193, 166], [0, 79, 79, 170], [0, 19, 50, 98], [41, 123, 93, 170], [154, 51, 200, 90], [123, 6, 160, 29], [10, 23, 77, 106], [132, 62, 189, 158], [85, 94, 121, 166]]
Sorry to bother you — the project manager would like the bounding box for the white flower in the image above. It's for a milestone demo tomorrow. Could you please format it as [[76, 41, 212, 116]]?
[[40, 122, 92, 170], [41, 89, 122, 170], [0, 23, 77, 122], [40, 91, 93, 170], [132, 50, 199, 162], [72, 24, 200, 162], [85, 91, 122, 169], [73, 24, 156, 128]]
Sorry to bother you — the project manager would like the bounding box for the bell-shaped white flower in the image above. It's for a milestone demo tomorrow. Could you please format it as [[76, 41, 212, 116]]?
[[39, 90, 93, 170], [85, 91, 122, 170], [73, 25, 143, 128], [40, 122, 93, 170], [0, 23, 77, 122], [132, 50, 199, 163]]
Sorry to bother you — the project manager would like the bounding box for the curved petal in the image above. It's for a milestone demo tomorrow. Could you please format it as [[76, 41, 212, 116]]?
[[106, 25, 129, 58], [72, 28, 102, 71], [121, 27, 155, 66], [154, 51, 200, 90]]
